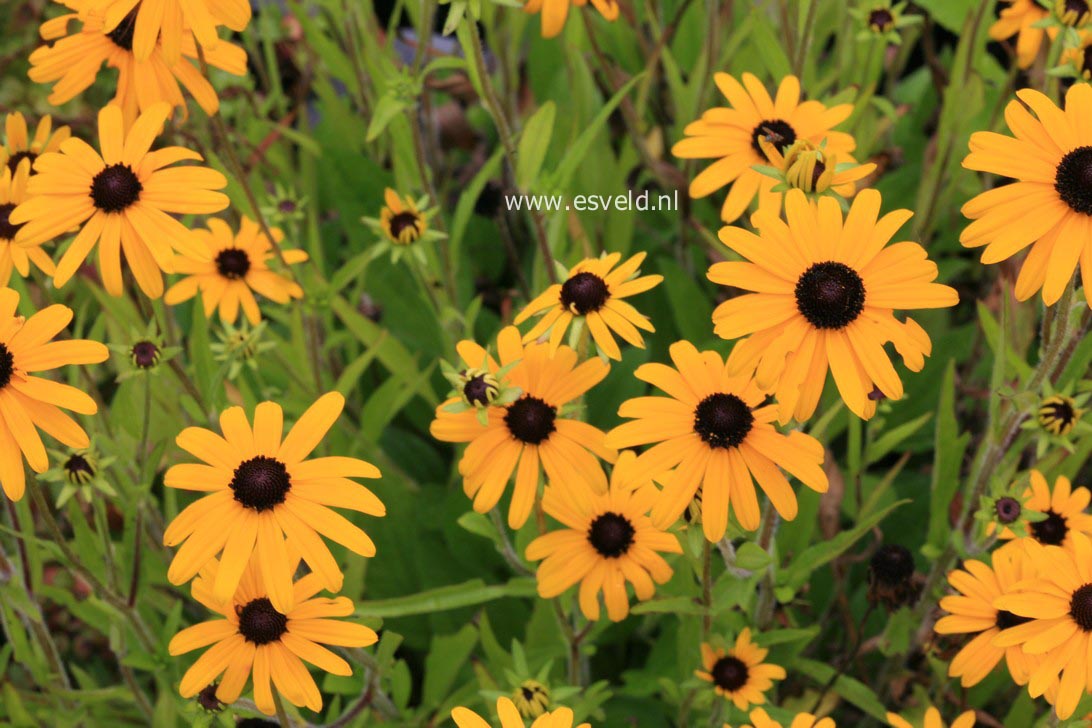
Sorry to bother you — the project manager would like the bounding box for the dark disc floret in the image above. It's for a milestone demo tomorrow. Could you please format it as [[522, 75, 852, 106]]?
[[0, 343, 13, 390], [559, 272, 610, 315], [63, 454, 95, 484], [107, 9, 138, 51], [995, 609, 1031, 630], [1071, 583, 1092, 631], [995, 496, 1022, 525], [90, 163, 142, 213], [587, 512, 636, 558], [1030, 509, 1068, 545], [794, 261, 866, 329], [1083, 45, 1092, 76], [215, 248, 251, 280], [751, 119, 797, 156], [388, 211, 421, 241], [870, 544, 914, 585], [711, 656, 749, 692], [6, 151, 35, 175], [504, 396, 557, 445], [462, 374, 493, 406], [1055, 146, 1092, 215], [130, 340, 160, 369], [230, 455, 291, 512], [693, 393, 754, 450], [236, 597, 288, 645], [196, 683, 224, 713], [0, 203, 23, 241], [868, 8, 895, 31]]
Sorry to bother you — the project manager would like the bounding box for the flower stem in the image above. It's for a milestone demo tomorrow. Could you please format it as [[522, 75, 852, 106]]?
[[272, 687, 293, 727]]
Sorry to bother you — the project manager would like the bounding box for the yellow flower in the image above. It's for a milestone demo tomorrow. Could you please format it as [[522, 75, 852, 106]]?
[[989, 0, 1051, 69], [725, 708, 836, 728], [1055, 0, 1092, 27], [164, 217, 307, 324], [1038, 394, 1084, 436], [380, 188, 427, 245], [605, 340, 828, 540], [430, 326, 617, 529], [168, 555, 376, 716], [512, 680, 550, 719], [0, 161, 56, 286], [12, 103, 228, 299], [714, 189, 958, 422], [163, 392, 385, 612], [80, 0, 251, 65], [961, 83, 1092, 307], [30, 3, 247, 126], [514, 252, 661, 360], [1, 112, 70, 174], [758, 138, 875, 199], [452, 696, 590, 728], [672, 73, 857, 223], [0, 288, 109, 500], [886, 707, 975, 728], [525, 452, 682, 621], [997, 470, 1092, 548], [523, 0, 619, 39], [697, 629, 786, 711]]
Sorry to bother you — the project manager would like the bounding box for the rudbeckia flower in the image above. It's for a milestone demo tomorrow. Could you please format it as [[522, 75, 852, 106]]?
[[0, 161, 56, 286], [514, 252, 661, 360], [961, 83, 1092, 307], [0, 288, 109, 500], [380, 188, 427, 245], [672, 73, 857, 223], [452, 696, 590, 728], [169, 555, 376, 716], [1, 112, 70, 174], [525, 452, 682, 621], [523, 0, 619, 39], [886, 707, 976, 728], [996, 470, 1092, 549], [714, 189, 958, 422], [430, 326, 617, 529], [697, 629, 786, 711], [12, 103, 228, 299], [163, 392, 384, 612], [164, 217, 307, 324], [725, 708, 836, 728], [605, 341, 828, 540], [989, 0, 1052, 69]]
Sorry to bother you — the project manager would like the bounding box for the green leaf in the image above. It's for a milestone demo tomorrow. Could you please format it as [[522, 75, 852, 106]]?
[[927, 361, 971, 552], [516, 101, 556, 190], [734, 542, 772, 571], [367, 93, 409, 142], [356, 579, 538, 617], [423, 625, 478, 707], [795, 658, 888, 720]]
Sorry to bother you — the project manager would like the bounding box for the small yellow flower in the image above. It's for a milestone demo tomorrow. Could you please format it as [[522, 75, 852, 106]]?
[[512, 680, 550, 719], [758, 137, 874, 197], [1, 112, 70, 174], [989, 0, 1052, 69], [1037, 394, 1084, 435], [1055, 0, 1092, 27], [696, 629, 786, 711], [380, 188, 427, 245], [523, 0, 619, 39], [996, 470, 1092, 549], [0, 160, 55, 286]]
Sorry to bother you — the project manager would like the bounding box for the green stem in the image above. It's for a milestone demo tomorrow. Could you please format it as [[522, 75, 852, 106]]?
[[272, 687, 293, 727]]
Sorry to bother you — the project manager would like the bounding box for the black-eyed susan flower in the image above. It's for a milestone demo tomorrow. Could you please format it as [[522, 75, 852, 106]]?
[[935, 544, 1042, 688], [163, 392, 384, 612], [523, 0, 618, 39], [960, 83, 1092, 307], [42, 444, 117, 507], [977, 477, 1047, 541], [512, 680, 550, 719], [525, 451, 682, 621], [672, 73, 858, 224], [169, 555, 376, 716], [755, 138, 875, 207], [886, 707, 976, 728], [0, 160, 55, 286], [714, 190, 959, 422], [697, 629, 786, 711], [12, 103, 227, 299], [996, 470, 1092, 548], [0, 287, 109, 501], [1, 112, 70, 174], [1054, 0, 1092, 27], [164, 217, 307, 325], [81, 0, 251, 64], [30, 4, 247, 125], [380, 188, 426, 245], [604, 340, 828, 540], [993, 533, 1092, 719], [430, 326, 617, 529], [514, 252, 662, 360], [868, 544, 920, 611], [725, 708, 836, 728], [452, 696, 590, 728], [990, 0, 1051, 69]]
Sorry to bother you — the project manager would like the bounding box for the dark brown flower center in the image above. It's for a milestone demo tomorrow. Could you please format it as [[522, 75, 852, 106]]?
[[388, 211, 420, 241], [587, 512, 635, 558], [995, 496, 1022, 524], [751, 119, 797, 156], [63, 454, 95, 484], [236, 597, 288, 644], [868, 8, 895, 30], [0, 343, 13, 389], [215, 249, 251, 280], [1030, 509, 1068, 545], [107, 9, 137, 51], [693, 393, 754, 449], [1039, 398, 1077, 433], [559, 271, 610, 315], [995, 609, 1031, 630], [462, 374, 492, 406], [130, 340, 160, 369], [504, 396, 556, 444], [0, 203, 21, 241], [795, 261, 866, 329], [6, 151, 35, 175], [870, 544, 914, 585], [1083, 45, 1092, 74], [90, 163, 142, 213], [230, 456, 291, 511], [1065, 0, 1091, 20], [1071, 584, 1092, 631], [1055, 146, 1092, 215], [711, 656, 749, 692]]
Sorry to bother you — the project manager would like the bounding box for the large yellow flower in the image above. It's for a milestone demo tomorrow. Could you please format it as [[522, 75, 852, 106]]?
[[0, 288, 108, 500], [514, 252, 661, 361], [452, 696, 590, 728], [163, 392, 384, 612], [886, 707, 975, 728], [715, 190, 958, 422], [1, 112, 70, 174], [12, 103, 227, 299], [30, 3, 247, 126], [997, 470, 1092, 549], [605, 340, 828, 540], [523, 0, 619, 39], [430, 326, 617, 529], [697, 629, 786, 711], [169, 555, 376, 716], [672, 73, 857, 223], [0, 161, 56, 286], [525, 452, 681, 621], [725, 708, 836, 728], [961, 83, 1092, 307], [989, 0, 1052, 69], [164, 216, 307, 324], [81, 0, 251, 65]]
